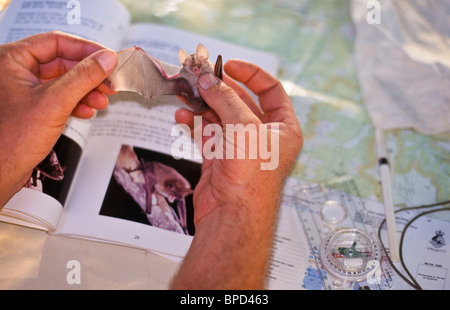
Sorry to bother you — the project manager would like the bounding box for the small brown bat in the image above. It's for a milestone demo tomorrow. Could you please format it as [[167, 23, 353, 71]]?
[[27, 149, 65, 187], [141, 160, 193, 234], [104, 44, 223, 113]]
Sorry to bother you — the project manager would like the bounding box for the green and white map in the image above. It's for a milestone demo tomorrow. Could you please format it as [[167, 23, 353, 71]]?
[[120, 0, 449, 208]]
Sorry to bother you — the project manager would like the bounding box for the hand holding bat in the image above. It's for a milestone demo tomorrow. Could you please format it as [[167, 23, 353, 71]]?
[[0, 31, 117, 207], [171, 60, 303, 289]]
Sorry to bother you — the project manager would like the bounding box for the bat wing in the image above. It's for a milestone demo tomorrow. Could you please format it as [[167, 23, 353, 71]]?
[[104, 46, 191, 99], [104, 46, 223, 113]]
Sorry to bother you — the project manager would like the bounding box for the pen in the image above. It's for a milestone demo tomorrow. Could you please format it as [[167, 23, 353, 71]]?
[[375, 129, 400, 262]]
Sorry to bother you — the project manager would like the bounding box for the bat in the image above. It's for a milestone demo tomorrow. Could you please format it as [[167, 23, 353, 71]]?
[[141, 160, 193, 235], [104, 44, 223, 113], [26, 149, 65, 188], [113, 145, 193, 234]]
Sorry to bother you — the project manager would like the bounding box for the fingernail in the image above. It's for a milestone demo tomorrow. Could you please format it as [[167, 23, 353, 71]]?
[[97, 50, 117, 73], [198, 73, 219, 90]]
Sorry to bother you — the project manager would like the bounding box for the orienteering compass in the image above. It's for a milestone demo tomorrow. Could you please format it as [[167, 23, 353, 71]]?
[[319, 228, 381, 285]]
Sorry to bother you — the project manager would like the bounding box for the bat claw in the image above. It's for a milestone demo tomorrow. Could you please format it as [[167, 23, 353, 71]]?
[[214, 55, 223, 80]]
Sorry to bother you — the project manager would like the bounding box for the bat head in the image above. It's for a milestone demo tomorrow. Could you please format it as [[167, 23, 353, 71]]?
[[37, 150, 65, 181], [179, 43, 211, 77], [150, 162, 193, 203], [154, 177, 193, 204]]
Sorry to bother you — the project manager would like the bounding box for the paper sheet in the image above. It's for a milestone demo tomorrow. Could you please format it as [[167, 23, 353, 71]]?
[[398, 208, 450, 290]]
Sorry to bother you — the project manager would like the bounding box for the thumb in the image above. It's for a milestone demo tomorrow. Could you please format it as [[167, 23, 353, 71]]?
[[198, 73, 260, 125], [47, 49, 118, 112]]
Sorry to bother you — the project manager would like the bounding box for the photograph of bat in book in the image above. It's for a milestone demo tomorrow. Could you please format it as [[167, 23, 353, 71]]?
[[103, 43, 223, 113], [24, 134, 82, 206], [100, 145, 201, 236]]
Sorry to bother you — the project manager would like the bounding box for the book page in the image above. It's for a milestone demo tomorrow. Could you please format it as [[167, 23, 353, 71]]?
[[0, 0, 130, 49], [122, 23, 279, 76], [56, 95, 200, 259], [56, 23, 280, 259], [0, 0, 131, 230], [400, 211, 450, 290]]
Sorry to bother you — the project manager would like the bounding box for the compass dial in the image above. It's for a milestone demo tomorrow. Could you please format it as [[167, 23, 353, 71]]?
[[319, 228, 381, 282]]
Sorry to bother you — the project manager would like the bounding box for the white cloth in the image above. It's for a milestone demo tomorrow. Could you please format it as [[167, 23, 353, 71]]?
[[352, 0, 450, 135]]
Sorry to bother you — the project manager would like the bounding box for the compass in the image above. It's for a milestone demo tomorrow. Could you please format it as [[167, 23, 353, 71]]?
[[319, 228, 381, 284]]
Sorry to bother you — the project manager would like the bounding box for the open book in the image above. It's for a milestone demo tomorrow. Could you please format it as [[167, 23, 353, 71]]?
[[0, 0, 278, 260]]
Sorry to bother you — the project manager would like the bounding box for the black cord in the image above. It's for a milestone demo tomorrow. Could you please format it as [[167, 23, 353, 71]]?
[[377, 200, 450, 290]]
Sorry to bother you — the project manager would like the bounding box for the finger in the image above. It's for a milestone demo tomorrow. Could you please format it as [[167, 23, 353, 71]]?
[[197, 73, 261, 125], [175, 108, 195, 129], [71, 103, 96, 119], [39, 57, 117, 96], [224, 60, 295, 123], [174, 108, 217, 158], [81, 90, 109, 111], [45, 49, 118, 115], [72, 90, 110, 119], [175, 94, 223, 125], [20, 31, 106, 66], [222, 74, 262, 118], [175, 108, 221, 130], [201, 109, 221, 124], [38, 58, 78, 80]]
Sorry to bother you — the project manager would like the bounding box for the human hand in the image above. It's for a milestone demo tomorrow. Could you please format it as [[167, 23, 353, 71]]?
[[176, 60, 302, 227], [0, 31, 118, 206], [172, 60, 302, 289]]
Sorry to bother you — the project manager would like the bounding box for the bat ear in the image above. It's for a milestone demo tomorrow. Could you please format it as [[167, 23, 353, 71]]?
[[179, 48, 190, 66], [196, 44, 209, 63]]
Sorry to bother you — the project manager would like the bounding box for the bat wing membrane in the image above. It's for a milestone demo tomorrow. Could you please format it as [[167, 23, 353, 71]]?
[[106, 46, 187, 99], [104, 46, 222, 113]]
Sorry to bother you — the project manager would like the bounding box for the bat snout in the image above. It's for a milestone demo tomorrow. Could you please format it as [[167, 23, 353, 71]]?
[[192, 66, 200, 76]]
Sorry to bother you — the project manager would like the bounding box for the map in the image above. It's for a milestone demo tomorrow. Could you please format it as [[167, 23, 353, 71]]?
[[279, 179, 394, 290], [119, 0, 450, 208], [267, 177, 449, 290]]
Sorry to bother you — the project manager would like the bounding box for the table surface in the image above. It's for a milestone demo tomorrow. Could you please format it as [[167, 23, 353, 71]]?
[[0, 0, 449, 290]]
